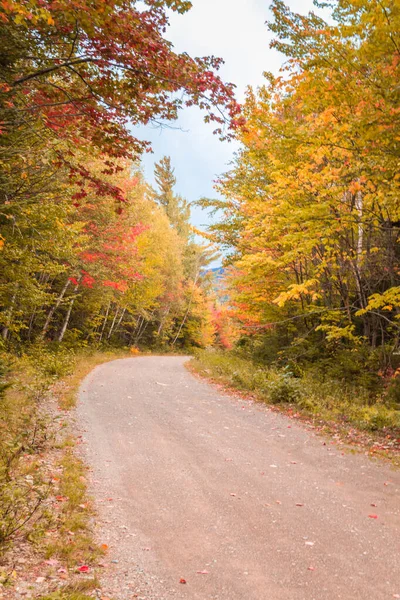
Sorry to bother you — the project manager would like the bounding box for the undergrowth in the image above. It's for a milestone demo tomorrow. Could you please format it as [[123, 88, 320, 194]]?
[[190, 349, 400, 434], [0, 344, 127, 599]]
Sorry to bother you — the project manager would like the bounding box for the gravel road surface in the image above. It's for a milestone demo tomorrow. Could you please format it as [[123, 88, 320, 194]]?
[[77, 356, 400, 600]]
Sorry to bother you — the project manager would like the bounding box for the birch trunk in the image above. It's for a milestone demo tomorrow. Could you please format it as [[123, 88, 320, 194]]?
[[115, 308, 126, 334], [107, 306, 120, 339], [39, 278, 71, 339], [57, 280, 80, 343]]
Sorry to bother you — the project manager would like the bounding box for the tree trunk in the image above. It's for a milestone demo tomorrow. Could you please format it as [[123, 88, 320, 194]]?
[[39, 278, 71, 340], [107, 306, 120, 340], [57, 280, 80, 343], [157, 305, 170, 335], [1, 284, 18, 341], [27, 308, 38, 341], [172, 271, 199, 346], [114, 308, 126, 335], [355, 190, 363, 269], [134, 316, 146, 343]]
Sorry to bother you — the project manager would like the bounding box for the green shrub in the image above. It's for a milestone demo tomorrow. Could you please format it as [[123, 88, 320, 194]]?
[[191, 349, 400, 433], [385, 376, 400, 408], [261, 370, 303, 404], [25, 345, 77, 380]]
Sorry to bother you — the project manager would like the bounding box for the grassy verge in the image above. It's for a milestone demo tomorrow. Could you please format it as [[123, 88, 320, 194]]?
[[189, 349, 400, 462], [0, 346, 128, 599]]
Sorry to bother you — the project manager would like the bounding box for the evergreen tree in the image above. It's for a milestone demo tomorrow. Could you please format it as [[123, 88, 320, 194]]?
[[154, 157, 190, 239]]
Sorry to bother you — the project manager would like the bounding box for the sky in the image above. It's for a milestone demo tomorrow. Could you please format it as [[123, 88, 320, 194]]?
[[138, 0, 320, 232]]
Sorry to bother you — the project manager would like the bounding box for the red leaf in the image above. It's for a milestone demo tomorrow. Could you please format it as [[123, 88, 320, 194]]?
[[179, 578, 187, 584], [78, 565, 89, 572], [368, 514, 378, 519]]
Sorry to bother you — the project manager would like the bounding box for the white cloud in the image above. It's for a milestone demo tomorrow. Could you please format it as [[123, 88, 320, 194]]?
[[138, 0, 323, 229]]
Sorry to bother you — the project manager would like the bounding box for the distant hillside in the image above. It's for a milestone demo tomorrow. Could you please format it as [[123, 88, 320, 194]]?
[[205, 267, 229, 301]]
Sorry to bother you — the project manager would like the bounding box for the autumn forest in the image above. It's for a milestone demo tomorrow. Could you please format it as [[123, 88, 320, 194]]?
[[1, 0, 400, 583]]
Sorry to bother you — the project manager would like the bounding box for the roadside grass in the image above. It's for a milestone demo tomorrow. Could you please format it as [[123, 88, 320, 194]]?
[[0, 345, 127, 599], [39, 581, 99, 600], [189, 349, 400, 460], [44, 451, 102, 567], [39, 575, 100, 600]]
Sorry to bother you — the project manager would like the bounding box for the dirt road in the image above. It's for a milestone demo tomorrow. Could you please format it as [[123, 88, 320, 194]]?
[[78, 356, 400, 600]]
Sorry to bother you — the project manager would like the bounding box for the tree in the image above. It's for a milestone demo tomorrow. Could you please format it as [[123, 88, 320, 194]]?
[[0, 1, 242, 349], [205, 0, 400, 382], [1, 0, 241, 170], [154, 156, 190, 238]]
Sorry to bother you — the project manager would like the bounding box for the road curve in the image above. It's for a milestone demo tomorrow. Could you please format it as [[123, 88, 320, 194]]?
[[77, 356, 400, 600]]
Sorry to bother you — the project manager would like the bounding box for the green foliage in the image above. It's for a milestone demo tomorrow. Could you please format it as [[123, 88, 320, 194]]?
[[0, 358, 10, 399], [191, 349, 400, 433], [192, 349, 302, 404], [385, 377, 400, 409], [17, 344, 77, 381]]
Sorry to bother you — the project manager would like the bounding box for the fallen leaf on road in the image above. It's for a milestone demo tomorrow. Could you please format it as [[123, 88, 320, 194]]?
[[368, 514, 378, 519], [101, 544, 108, 551], [78, 565, 89, 573], [179, 577, 187, 584]]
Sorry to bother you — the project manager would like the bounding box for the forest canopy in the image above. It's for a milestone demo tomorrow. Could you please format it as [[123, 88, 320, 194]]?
[[0, 0, 236, 350], [200, 0, 400, 403]]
